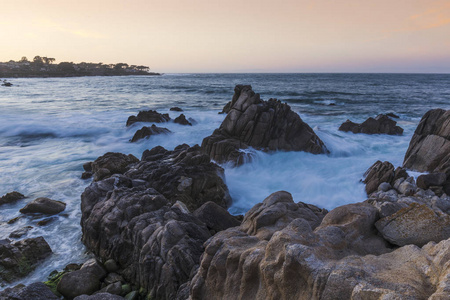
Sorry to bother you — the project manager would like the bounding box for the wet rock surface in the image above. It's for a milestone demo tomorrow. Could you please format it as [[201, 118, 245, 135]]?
[[0, 192, 25, 206], [126, 110, 170, 126], [129, 124, 171, 142], [19, 197, 66, 215], [363, 160, 408, 194], [202, 85, 327, 165], [174, 114, 192, 126], [89, 152, 139, 182], [339, 114, 403, 135], [0, 282, 59, 300], [170, 107, 183, 112]]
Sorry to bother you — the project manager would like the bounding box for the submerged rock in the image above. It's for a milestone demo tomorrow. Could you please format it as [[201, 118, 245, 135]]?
[[129, 124, 171, 142], [0, 237, 52, 283], [174, 114, 192, 126], [126, 110, 170, 127], [202, 85, 327, 165], [339, 114, 403, 135], [0, 191, 25, 206], [170, 107, 183, 112], [19, 197, 66, 215]]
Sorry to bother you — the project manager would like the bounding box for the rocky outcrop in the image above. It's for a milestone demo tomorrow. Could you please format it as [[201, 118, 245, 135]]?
[[88, 152, 139, 182], [174, 114, 192, 126], [0, 282, 59, 300], [170, 107, 183, 112], [0, 237, 52, 283], [188, 191, 450, 300], [339, 114, 403, 135], [403, 109, 450, 174], [19, 197, 66, 215], [193, 202, 240, 234], [363, 160, 408, 194], [126, 110, 170, 127], [129, 124, 171, 142], [0, 192, 25, 206], [202, 85, 327, 165]]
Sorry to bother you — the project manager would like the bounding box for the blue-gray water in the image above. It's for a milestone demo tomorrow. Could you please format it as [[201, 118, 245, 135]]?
[[0, 73, 449, 288]]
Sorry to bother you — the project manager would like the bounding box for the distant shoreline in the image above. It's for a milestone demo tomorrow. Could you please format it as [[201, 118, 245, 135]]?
[[0, 72, 161, 79]]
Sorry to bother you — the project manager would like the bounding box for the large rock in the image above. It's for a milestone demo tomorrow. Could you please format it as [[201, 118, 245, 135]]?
[[0, 282, 59, 300], [193, 201, 240, 234], [174, 114, 192, 126], [403, 109, 450, 174], [0, 191, 25, 206], [57, 269, 102, 299], [339, 114, 403, 135], [126, 110, 170, 126], [363, 161, 407, 194], [202, 85, 327, 165], [129, 124, 171, 142], [19, 197, 66, 215], [90, 152, 139, 182], [189, 191, 450, 300], [0, 237, 52, 283]]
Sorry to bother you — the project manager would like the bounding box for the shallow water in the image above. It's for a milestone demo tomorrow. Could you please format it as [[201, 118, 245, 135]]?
[[0, 73, 449, 288]]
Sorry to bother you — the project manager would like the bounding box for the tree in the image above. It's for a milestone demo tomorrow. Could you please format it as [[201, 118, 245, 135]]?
[[19, 56, 29, 63], [33, 56, 44, 64]]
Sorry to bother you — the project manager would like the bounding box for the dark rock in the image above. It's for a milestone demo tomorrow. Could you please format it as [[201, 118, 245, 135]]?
[[57, 269, 101, 299], [91, 152, 139, 182], [403, 109, 450, 175], [193, 201, 241, 234], [174, 114, 192, 126], [170, 107, 183, 112], [339, 114, 403, 135], [80, 258, 107, 281], [104, 259, 119, 273], [0, 237, 52, 283], [126, 110, 170, 127], [0, 282, 59, 300], [82, 172, 93, 179], [74, 293, 125, 300], [124, 291, 138, 300], [375, 203, 450, 247], [387, 112, 399, 118], [37, 217, 58, 226], [9, 226, 33, 239], [19, 197, 66, 215], [417, 172, 447, 190], [130, 124, 171, 142], [363, 161, 395, 194], [83, 162, 93, 172], [103, 272, 123, 285], [7, 216, 23, 224], [0, 191, 25, 206], [96, 282, 122, 295], [202, 85, 327, 165]]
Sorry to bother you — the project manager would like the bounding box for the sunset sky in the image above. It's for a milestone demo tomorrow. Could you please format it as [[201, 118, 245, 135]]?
[[1, 0, 449, 73]]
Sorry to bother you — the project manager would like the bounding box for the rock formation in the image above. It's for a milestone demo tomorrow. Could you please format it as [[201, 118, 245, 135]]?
[[0, 191, 25, 206], [202, 85, 327, 165], [130, 124, 171, 142], [19, 197, 66, 215], [339, 114, 403, 135], [174, 114, 192, 126], [363, 160, 408, 194], [170, 107, 183, 112], [126, 110, 170, 127], [0, 282, 59, 300]]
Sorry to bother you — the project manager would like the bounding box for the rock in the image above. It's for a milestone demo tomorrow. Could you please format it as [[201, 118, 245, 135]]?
[[74, 293, 125, 300], [80, 258, 107, 280], [37, 217, 58, 226], [189, 191, 450, 299], [9, 226, 33, 239], [174, 114, 192, 126], [403, 109, 450, 175], [0, 282, 59, 300], [19, 197, 66, 215], [193, 201, 241, 234], [417, 172, 447, 190], [130, 124, 171, 142], [82, 172, 93, 179], [378, 182, 392, 192], [202, 85, 327, 165], [0, 191, 25, 206], [57, 269, 102, 299], [397, 180, 416, 196], [0, 237, 52, 283], [91, 152, 139, 182], [124, 291, 138, 300], [96, 282, 122, 295], [170, 107, 183, 112], [104, 259, 119, 273], [126, 110, 170, 126], [375, 203, 450, 247], [386, 112, 399, 118], [363, 161, 395, 194], [103, 272, 123, 285], [83, 162, 93, 172], [339, 114, 404, 135]]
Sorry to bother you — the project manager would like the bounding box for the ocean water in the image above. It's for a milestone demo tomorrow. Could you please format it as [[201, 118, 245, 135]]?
[[0, 73, 449, 288]]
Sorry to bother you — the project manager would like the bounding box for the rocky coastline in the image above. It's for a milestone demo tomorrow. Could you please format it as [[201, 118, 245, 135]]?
[[1, 86, 450, 299]]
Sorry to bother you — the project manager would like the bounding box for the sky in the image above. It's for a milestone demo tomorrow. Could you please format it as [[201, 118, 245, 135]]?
[[0, 0, 449, 73]]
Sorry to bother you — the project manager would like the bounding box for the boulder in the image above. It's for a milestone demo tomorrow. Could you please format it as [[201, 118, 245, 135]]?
[[129, 124, 171, 142], [363, 161, 409, 195], [202, 85, 327, 165], [90, 152, 139, 182], [174, 114, 192, 126], [193, 201, 241, 234], [189, 191, 450, 300], [19, 197, 66, 215], [74, 294, 125, 300], [0, 191, 25, 206], [0, 237, 52, 283], [126, 110, 170, 126], [0, 282, 59, 300], [339, 114, 403, 135], [170, 107, 183, 112], [403, 109, 450, 175]]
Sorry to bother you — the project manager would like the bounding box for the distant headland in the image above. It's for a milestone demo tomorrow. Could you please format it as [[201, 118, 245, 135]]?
[[0, 56, 160, 78]]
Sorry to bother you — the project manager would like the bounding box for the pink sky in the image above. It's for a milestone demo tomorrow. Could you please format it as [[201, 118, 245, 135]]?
[[1, 0, 449, 73]]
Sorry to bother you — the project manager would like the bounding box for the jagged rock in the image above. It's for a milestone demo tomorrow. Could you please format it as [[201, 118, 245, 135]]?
[[19, 197, 66, 215], [0, 191, 25, 206], [174, 114, 192, 126], [170, 107, 183, 112], [129, 124, 171, 142], [90, 152, 139, 182], [375, 203, 450, 247], [0, 237, 52, 283], [417, 173, 447, 190], [126, 110, 170, 126], [202, 85, 327, 165], [339, 114, 403, 135], [9, 226, 33, 239], [386, 112, 399, 118], [193, 201, 240, 234], [189, 191, 450, 300], [83, 162, 93, 172], [0, 282, 59, 300], [403, 109, 450, 175], [363, 161, 408, 195]]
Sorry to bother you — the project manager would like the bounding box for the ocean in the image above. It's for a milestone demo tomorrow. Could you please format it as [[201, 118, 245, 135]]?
[[0, 73, 449, 288]]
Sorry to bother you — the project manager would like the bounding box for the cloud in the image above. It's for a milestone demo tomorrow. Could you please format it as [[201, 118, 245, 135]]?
[[398, 3, 450, 32], [37, 18, 107, 39]]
